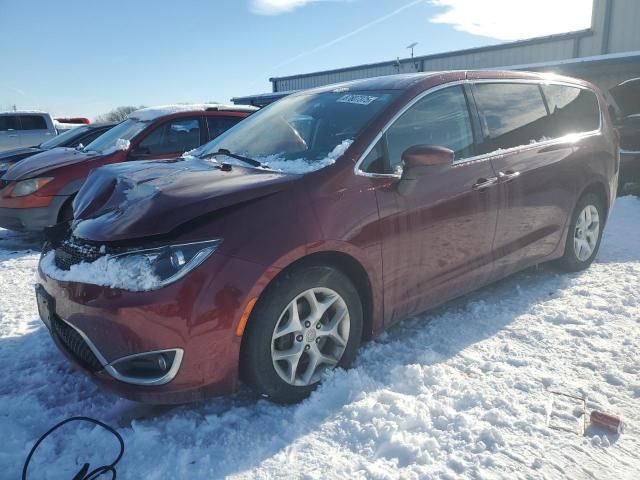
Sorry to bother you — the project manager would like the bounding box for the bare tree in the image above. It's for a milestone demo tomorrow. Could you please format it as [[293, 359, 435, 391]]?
[[94, 105, 145, 123]]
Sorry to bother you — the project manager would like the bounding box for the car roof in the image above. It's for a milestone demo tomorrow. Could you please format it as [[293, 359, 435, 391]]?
[[128, 104, 257, 122], [293, 70, 591, 95], [0, 110, 48, 115], [88, 122, 118, 129]]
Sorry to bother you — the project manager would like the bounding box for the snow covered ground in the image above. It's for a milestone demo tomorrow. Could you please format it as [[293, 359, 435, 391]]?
[[1, 196, 639, 479]]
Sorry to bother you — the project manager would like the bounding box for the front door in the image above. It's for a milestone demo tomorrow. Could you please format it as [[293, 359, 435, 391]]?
[[0, 115, 21, 152], [359, 85, 500, 325], [129, 117, 204, 160]]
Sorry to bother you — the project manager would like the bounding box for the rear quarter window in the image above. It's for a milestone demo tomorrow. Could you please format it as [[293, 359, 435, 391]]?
[[206, 116, 242, 140], [19, 115, 48, 130], [541, 85, 600, 137]]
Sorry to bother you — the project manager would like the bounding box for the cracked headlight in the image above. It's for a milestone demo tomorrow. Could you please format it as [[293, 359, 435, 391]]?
[[116, 239, 222, 289]]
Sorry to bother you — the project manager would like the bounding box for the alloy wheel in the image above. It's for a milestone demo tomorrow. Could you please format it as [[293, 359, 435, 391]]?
[[573, 204, 600, 262], [271, 287, 350, 386]]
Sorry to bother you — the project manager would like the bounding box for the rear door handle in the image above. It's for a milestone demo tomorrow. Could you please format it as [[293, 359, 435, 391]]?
[[8, 135, 17, 138], [498, 170, 520, 182], [472, 177, 499, 191]]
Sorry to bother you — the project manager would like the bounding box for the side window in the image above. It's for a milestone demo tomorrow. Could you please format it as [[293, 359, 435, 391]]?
[[19, 115, 48, 130], [474, 83, 551, 154], [74, 129, 107, 147], [542, 85, 600, 137], [360, 138, 388, 174], [206, 116, 242, 140], [137, 118, 201, 155], [0, 116, 19, 131], [362, 86, 474, 174]]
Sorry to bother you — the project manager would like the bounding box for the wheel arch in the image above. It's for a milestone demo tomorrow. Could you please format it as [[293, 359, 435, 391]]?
[[579, 181, 610, 220], [242, 249, 376, 346], [57, 194, 76, 223]]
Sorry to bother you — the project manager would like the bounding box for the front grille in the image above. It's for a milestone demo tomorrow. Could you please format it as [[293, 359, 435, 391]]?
[[51, 315, 103, 372], [54, 238, 104, 270]]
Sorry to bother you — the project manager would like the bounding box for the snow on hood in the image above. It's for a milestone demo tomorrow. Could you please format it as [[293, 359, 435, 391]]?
[[40, 250, 160, 291], [128, 104, 257, 122]]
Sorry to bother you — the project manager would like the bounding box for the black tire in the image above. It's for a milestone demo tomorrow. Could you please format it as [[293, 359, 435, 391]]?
[[241, 265, 363, 404], [557, 192, 605, 272], [58, 198, 74, 224]]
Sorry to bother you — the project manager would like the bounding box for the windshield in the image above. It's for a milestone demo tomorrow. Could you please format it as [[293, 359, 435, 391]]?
[[40, 125, 90, 149], [193, 90, 397, 173], [83, 119, 148, 155]]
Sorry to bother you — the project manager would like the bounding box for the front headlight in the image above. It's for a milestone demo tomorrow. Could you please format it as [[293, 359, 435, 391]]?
[[115, 239, 222, 290], [11, 177, 54, 197]]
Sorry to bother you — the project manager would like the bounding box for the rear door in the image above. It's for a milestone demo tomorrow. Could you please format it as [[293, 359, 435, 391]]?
[[18, 114, 53, 147], [472, 81, 601, 278], [0, 115, 21, 152], [360, 85, 500, 324], [205, 115, 244, 141]]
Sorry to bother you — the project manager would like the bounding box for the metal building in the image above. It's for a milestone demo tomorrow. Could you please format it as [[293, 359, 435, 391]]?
[[233, 0, 640, 105]]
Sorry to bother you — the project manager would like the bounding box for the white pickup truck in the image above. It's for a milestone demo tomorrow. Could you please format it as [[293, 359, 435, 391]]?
[[0, 111, 78, 153]]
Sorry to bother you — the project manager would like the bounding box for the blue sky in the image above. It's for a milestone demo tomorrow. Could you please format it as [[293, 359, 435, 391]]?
[[0, 0, 593, 119]]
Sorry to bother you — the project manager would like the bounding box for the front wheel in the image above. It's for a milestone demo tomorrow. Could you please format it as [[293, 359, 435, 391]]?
[[557, 193, 605, 272], [241, 265, 363, 403]]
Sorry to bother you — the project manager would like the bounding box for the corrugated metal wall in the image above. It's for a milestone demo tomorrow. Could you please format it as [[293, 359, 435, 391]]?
[[271, 0, 640, 93]]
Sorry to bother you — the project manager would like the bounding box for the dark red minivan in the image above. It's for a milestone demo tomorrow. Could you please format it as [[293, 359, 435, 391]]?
[[0, 105, 255, 231], [36, 71, 618, 404]]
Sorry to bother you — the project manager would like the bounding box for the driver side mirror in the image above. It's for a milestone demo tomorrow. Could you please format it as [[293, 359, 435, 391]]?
[[400, 144, 454, 181], [397, 145, 454, 196]]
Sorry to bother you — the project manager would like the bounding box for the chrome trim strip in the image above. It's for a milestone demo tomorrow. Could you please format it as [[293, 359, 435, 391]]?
[[57, 316, 183, 386], [106, 349, 184, 386], [59, 316, 110, 367], [354, 78, 603, 178], [620, 148, 640, 155], [111, 239, 223, 259]]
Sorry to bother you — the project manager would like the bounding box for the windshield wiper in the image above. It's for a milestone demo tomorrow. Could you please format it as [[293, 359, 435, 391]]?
[[199, 149, 264, 168]]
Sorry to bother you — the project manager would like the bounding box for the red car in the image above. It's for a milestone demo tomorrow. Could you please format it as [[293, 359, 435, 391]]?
[[0, 105, 255, 231], [36, 71, 618, 404]]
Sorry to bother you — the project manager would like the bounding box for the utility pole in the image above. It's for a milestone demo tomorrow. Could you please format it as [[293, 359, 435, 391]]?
[[407, 42, 418, 59]]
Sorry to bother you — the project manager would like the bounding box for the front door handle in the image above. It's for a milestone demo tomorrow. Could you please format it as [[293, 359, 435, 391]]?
[[8, 135, 17, 138], [498, 170, 521, 182], [472, 177, 499, 191]]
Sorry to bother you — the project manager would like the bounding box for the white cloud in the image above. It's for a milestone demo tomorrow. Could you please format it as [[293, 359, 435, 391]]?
[[271, 0, 425, 69], [251, 0, 338, 15], [429, 0, 593, 41]]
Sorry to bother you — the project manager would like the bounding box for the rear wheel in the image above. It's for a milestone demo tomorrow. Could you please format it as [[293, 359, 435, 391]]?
[[557, 193, 604, 272], [241, 265, 362, 403]]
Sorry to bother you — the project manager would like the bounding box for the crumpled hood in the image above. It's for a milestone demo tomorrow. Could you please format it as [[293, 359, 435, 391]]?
[[3, 147, 98, 180], [72, 157, 299, 242]]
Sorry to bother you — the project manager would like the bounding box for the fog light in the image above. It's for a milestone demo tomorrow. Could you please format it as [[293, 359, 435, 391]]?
[[106, 349, 183, 386]]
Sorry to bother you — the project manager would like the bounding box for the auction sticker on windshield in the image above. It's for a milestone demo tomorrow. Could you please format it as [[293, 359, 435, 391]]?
[[337, 94, 379, 106]]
